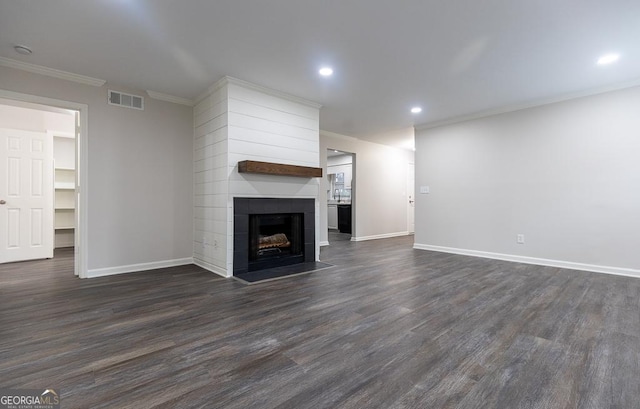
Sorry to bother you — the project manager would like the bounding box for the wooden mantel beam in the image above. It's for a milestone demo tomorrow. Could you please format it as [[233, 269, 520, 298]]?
[[237, 160, 323, 178]]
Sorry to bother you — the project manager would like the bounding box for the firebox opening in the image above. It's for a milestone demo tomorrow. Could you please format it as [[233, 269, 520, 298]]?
[[249, 213, 304, 272], [233, 198, 316, 277]]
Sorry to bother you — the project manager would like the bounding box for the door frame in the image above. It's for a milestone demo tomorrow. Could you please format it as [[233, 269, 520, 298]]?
[[0, 89, 88, 278], [407, 162, 415, 234], [325, 149, 356, 241]]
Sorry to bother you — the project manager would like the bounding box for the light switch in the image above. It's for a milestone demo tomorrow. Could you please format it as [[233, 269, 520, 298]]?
[[419, 186, 430, 194]]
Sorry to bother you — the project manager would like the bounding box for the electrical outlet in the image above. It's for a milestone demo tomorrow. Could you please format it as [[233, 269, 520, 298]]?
[[213, 239, 218, 249], [203, 236, 208, 245], [517, 234, 525, 244]]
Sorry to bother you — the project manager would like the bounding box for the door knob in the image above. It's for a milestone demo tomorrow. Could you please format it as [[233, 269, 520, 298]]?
[[0, 200, 6, 205]]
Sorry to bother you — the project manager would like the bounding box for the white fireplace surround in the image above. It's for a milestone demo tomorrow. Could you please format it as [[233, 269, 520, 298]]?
[[193, 77, 322, 277]]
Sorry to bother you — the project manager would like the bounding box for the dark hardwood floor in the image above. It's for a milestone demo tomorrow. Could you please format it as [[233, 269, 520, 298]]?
[[1, 239, 639, 408]]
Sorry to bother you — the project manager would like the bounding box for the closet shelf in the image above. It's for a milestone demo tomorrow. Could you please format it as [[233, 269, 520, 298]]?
[[55, 182, 75, 190]]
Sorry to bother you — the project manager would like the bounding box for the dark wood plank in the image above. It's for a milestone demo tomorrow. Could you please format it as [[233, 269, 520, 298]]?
[[1, 238, 640, 408], [237, 160, 323, 178]]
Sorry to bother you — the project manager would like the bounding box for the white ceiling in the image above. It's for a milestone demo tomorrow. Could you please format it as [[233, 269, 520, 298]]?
[[1, 0, 639, 149]]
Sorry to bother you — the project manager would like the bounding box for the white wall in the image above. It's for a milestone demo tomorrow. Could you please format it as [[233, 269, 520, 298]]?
[[328, 154, 353, 166], [414, 85, 640, 276], [0, 102, 75, 134], [193, 83, 228, 276], [52, 135, 75, 170], [194, 77, 321, 277], [0, 65, 194, 275], [320, 131, 415, 244]]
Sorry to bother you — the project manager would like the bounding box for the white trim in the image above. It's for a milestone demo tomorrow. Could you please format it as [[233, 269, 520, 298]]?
[[319, 240, 330, 247], [413, 243, 640, 278], [351, 231, 410, 242], [193, 258, 229, 278], [416, 79, 640, 131], [0, 57, 106, 87], [50, 131, 75, 139], [146, 90, 194, 106], [86, 257, 194, 278], [76, 107, 88, 279], [0, 89, 89, 278], [196, 76, 322, 108], [195, 77, 226, 103]]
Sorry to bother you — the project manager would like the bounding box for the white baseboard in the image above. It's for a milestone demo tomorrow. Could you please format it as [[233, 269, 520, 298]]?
[[351, 231, 410, 242], [87, 257, 194, 278], [319, 241, 330, 247], [193, 259, 229, 278], [413, 243, 640, 278]]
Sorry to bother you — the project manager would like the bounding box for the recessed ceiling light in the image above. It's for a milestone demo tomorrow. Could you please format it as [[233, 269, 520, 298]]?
[[319, 67, 333, 76], [410, 107, 422, 114], [597, 53, 620, 65], [14, 45, 33, 55]]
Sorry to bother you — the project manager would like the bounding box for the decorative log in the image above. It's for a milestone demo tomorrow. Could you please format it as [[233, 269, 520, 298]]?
[[258, 233, 291, 249], [238, 160, 323, 178]]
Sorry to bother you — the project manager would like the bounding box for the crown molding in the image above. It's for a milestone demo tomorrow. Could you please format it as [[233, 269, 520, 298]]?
[[146, 90, 194, 106], [416, 77, 640, 131], [196, 76, 322, 109], [0, 56, 106, 87], [195, 75, 228, 103]]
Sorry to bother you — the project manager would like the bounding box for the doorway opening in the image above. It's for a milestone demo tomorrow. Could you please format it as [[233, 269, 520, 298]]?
[[326, 149, 355, 243], [0, 91, 87, 278]]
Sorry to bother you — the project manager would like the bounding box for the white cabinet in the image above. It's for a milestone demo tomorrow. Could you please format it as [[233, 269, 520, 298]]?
[[328, 204, 338, 230], [53, 134, 75, 248]]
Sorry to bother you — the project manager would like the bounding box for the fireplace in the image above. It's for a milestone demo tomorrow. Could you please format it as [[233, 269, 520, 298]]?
[[234, 198, 315, 276], [249, 213, 304, 271]]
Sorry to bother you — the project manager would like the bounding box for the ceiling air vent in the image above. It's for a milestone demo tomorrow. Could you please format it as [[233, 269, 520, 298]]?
[[108, 90, 144, 110]]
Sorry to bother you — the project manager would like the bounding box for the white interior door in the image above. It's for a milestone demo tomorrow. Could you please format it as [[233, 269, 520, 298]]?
[[407, 163, 415, 233], [0, 128, 54, 263]]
